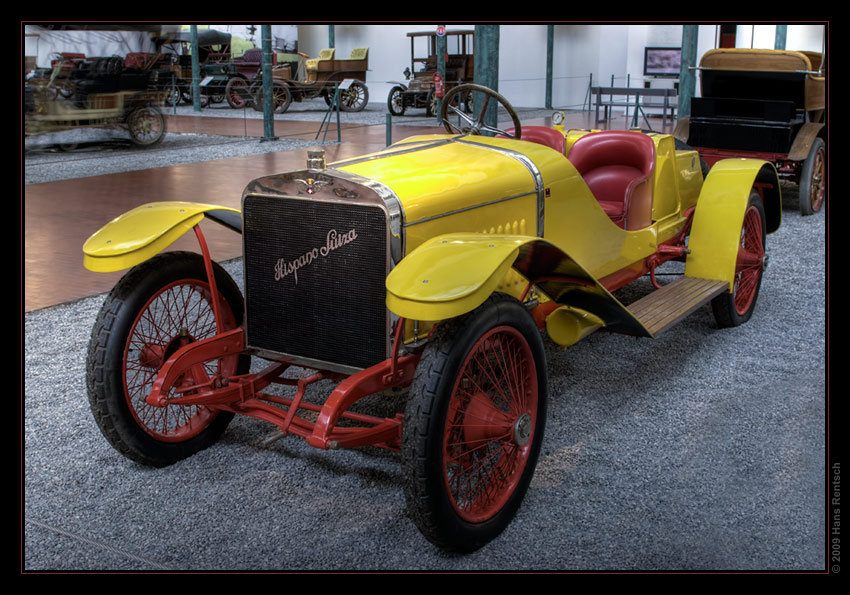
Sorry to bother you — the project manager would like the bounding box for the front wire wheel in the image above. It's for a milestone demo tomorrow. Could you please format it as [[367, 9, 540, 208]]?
[[711, 191, 767, 328], [86, 251, 250, 467], [402, 294, 547, 551], [339, 80, 369, 112], [387, 85, 405, 116]]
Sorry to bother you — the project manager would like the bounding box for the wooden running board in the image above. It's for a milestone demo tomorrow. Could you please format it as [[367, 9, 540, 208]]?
[[627, 276, 729, 337]]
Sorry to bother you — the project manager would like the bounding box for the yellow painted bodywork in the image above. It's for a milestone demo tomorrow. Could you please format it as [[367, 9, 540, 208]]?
[[82, 201, 239, 273], [339, 133, 703, 282], [359, 131, 775, 331], [81, 126, 778, 350], [384, 231, 652, 339], [545, 305, 605, 348], [685, 159, 779, 288], [337, 135, 553, 250], [385, 234, 524, 321], [366, 131, 708, 325]]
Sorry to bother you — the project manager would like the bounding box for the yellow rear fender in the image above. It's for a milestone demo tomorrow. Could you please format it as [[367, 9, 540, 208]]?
[[685, 160, 781, 288], [386, 233, 651, 338], [82, 201, 241, 273]]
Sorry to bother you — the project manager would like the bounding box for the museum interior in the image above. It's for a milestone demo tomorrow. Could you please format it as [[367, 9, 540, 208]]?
[[24, 23, 827, 311], [23, 23, 829, 572]]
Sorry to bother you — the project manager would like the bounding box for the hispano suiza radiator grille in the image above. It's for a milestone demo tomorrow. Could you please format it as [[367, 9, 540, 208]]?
[[243, 195, 389, 370]]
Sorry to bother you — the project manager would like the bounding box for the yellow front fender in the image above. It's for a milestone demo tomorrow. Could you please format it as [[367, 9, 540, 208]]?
[[82, 202, 241, 273], [685, 159, 781, 288], [386, 234, 521, 322], [386, 233, 651, 338]]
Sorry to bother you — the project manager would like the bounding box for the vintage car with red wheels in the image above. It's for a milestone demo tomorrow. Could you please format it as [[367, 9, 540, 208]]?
[[674, 48, 825, 216], [82, 83, 781, 552]]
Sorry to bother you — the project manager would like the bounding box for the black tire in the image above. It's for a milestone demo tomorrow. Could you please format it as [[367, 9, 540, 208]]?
[[86, 251, 250, 467], [387, 85, 406, 116], [163, 85, 182, 107], [339, 80, 369, 112], [402, 294, 548, 551], [711, 191, 767, 328], [799, 137, 826, 216], [126, 105, 165, 147]]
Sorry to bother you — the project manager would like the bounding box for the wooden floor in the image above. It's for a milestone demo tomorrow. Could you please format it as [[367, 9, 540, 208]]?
[[24, 109, 670, 312]]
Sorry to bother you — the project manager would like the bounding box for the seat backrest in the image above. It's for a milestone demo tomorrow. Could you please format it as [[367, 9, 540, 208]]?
[[306, 48, 336, 71], [567, 131, 656, 230], [502, 126, 566, 154]]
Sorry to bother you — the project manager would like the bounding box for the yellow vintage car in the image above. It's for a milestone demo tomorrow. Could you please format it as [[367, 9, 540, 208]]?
[[81, 84, 781, 551]]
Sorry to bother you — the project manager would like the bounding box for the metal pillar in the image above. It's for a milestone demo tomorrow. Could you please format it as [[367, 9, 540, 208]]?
[[191, 26, 201, 112], [545, 25, 554, 110], [677, 25, 699, 119], [261, 25, 277, 141], [435, 25, 446, 123], [774, 25, 787, 50], [474, 25, 500, 133]]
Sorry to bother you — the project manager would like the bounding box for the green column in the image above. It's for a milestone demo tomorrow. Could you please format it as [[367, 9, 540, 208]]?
[[677, 25, 699, 119], [329, 25, 335, 48], [261, 25, 276, 141], [774, 25, 787, 50], [191, 25, 200, 112], [545, 25, 554, 110], [435, 25, 446, 122], [474, 25, 500, 133]]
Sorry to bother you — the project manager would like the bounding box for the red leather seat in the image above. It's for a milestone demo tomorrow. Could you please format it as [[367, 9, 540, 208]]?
[[566, 130, 656, 230], [503, 126, 566, 154]]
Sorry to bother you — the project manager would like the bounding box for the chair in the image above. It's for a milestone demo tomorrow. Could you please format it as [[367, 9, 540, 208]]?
[[566, 130, 655, 230], [504, 126, 567, 154], [305, 48, 336, 71]]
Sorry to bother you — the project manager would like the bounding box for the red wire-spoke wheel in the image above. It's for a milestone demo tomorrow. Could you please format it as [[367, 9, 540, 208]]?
[[402, 295, 547, 551], [442, 326, 539, 523], [86, 252, 249, 467], [123, 278, 238, 442], [711, 191, 767, 328], [225, 77, 250, 109]]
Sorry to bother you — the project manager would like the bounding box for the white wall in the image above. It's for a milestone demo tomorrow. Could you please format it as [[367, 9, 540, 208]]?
[[24, 26, 158, 69], [735, 24, 825, 52]]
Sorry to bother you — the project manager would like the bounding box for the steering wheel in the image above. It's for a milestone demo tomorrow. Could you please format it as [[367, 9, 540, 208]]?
[[439, 83, 522, 140]]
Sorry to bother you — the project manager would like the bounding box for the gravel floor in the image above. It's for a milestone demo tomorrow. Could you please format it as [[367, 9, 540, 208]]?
[[23, 114, 828, 572]]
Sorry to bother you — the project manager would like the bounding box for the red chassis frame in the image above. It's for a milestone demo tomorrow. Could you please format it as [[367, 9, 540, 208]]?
[[696, 147, 803, 181], [152, 216, 696, 453]]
